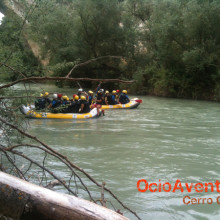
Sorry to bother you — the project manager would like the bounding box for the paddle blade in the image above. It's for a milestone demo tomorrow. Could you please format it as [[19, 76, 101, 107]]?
[[135, 99, 142, 103]]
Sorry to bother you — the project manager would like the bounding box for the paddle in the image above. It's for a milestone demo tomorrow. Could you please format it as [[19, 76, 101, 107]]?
[[134, 99, 142, 103]]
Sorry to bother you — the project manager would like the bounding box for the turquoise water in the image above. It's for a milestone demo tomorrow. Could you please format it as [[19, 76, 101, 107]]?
[[14, 84, 220, 220]]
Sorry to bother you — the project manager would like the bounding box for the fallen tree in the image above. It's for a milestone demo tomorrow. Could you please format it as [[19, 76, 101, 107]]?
[[0, 171, 128, 220]]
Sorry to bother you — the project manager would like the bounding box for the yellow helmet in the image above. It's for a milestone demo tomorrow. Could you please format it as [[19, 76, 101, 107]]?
[[74, 95, 79, 100], [88, 90, 93, 94], [105, 90, 109, 94], [63, 95, 68, 100], [81, 95, 86, 100], [122, 90, 127, 94], [44, 92, 49, 96], [112, 90, 116, 94], [40, 93, 43, 97]]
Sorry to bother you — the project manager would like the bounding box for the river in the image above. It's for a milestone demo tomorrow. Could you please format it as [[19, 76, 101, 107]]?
[[13, 83, 220, 220]]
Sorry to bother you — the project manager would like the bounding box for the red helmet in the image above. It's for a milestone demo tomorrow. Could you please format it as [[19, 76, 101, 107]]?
[[73, 94, 77, 98], [58, 93, 63, 99], [116, 90, 120, 93]]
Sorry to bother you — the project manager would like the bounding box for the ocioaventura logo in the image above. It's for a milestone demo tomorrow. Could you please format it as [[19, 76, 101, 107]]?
[[137, 179, 220, 205]]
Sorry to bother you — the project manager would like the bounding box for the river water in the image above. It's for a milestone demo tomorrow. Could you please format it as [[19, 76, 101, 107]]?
[[14, 84, 220, 220]]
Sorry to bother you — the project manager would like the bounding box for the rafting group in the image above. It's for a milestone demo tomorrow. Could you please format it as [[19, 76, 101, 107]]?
[[34, 88, 130, 114], [20, 87, 142, 119]]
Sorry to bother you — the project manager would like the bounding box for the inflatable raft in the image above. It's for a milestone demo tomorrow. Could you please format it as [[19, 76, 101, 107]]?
[[20, 105, 102, 119], [101, 99, 142, 110]]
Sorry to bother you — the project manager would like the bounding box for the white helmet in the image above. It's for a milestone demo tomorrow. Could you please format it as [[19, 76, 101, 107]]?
[[53, 94, 58, 99], [78, 88, 83, 92]]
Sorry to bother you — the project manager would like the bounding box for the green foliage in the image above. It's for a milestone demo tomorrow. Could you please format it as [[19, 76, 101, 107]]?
[[137, 0, 220, 99], [0, 12, 42, 81], [1, 0, 220, 100]]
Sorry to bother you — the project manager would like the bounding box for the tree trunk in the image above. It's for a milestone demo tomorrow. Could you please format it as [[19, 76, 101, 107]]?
[[0, 171, 128, 220]]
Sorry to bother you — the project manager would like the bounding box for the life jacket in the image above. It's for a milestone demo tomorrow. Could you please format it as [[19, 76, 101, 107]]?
[[111, 95, 118, 104], [35, 98, 45, 110], [119, 94, 130, 104], [65, 101, 75, 113], [45, 97, 51, 105], [105, 95, 114, 105], [52, 99, 61, 108], [96, 93, 104, 104], [74, 100, 81, 113], [80, 100, 90, 113], [88, 95, 93, 105], [62, 100, 69, 105]]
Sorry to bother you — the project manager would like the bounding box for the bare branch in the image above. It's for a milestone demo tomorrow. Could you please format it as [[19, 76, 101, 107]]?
[[66, 56, 123, 78], [0, 76, 135, 90], [0, 116, 141, 220], [0, 96, 39, 100], [0, 62, 27, 78]]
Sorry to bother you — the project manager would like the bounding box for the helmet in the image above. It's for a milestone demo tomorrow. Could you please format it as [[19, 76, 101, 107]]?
[[116, 90, 120, 93], [40, 93, 43, 97], [74, 95, 79, 100], [73, 94, 76, 98], [63, 95, 68, 100], [105, 90, 109, 94], [58, 94, 63, 99], [44, 92, 49, 96], [112, 90, 116, 94], [81, 96, 86, 100], [122, 90, 127, 94], [78, 88, 83, 92], [53, 94, 58, 99], [88, 90, 93, 94]]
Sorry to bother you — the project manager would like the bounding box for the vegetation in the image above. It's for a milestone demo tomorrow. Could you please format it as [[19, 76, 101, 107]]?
[[0, 11, 42, 81], [0, 0, 219, 100]]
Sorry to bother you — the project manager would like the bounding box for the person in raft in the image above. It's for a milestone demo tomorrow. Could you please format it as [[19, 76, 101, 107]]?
[[96, 89, 105, 105], [111, 90, 118, 104], [67, 95, 80, 113], [116, 90, 120, 103], [104, 90, 114, 105], [35, 93, 44, 110], [119, 90, 130, 104], [77, 88, 83, 98], [88, 90, 94, 105], [35, 92, 51, 110], [51, 93, 62, 109], [79, 96, 90, 113], [78, 88, 88, 100], [60, 95, 70, 113]]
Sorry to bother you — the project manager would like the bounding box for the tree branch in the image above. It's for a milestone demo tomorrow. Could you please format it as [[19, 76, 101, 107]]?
[[66, 56, 124, 78], [0, 116, 141, 220], [0, 76, 135, 90]]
